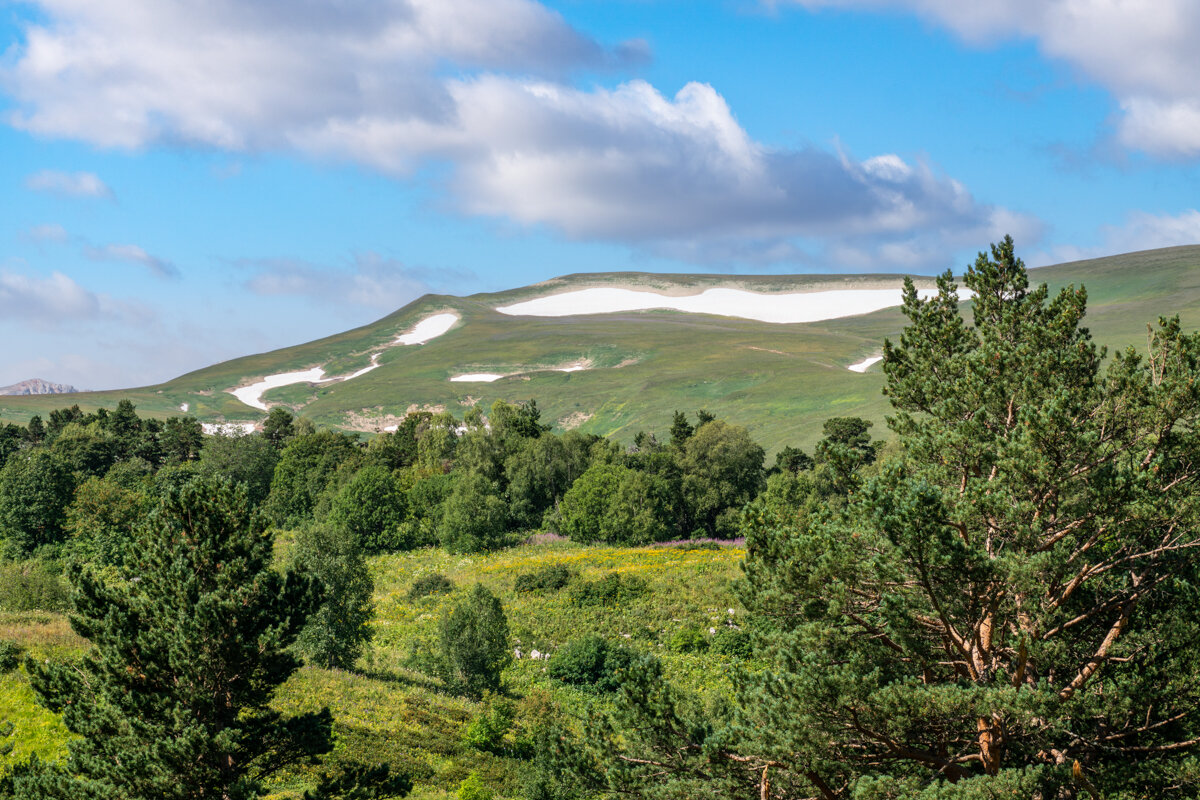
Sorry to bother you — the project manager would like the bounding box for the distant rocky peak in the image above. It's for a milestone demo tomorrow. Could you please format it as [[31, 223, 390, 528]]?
[[0, 378, 78, 396]]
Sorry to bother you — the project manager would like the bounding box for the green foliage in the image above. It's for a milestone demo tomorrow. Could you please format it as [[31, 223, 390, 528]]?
[[709, 628, 751, 659], [555, 462, 674, 546], [0, 560, 69, 612], [667, 626, 708, 653], [407, 572, 454, 601], [455, 771, 493, 800], [437, 584, 510, 697], [293, 523, 375, 671], [730, 237, 1200, 797], [328, 465, 409, 553], [262, 407, 296, 449], [48, 423, 115, 479], [16, 478, 353, 799], [678, 419, 765, 537], [0, 640, 20, 673], [266, 430, 361, 527], [461, 697, 518, 754], [567, 572, 647, 607], [0, 450, 74, 556], [160, 416, 204, 464], [63, 475, 150, 566], [513, 564, 571, 594], [302, 761, 411, 800], [195, 431, 279, 507], [438, 473, 509, 554], [547, 635, 640, 693], [503, 432, 597, 530]]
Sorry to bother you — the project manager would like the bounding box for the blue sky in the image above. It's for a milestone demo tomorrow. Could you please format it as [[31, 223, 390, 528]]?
[[3, 0, 1200, 389]]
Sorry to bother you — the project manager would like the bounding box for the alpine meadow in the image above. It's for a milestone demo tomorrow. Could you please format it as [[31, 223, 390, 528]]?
[[6, 2, 1200, 799]]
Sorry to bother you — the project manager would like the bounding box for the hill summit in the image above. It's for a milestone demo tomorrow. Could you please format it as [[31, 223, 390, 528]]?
[[0, 378, 78, 396]]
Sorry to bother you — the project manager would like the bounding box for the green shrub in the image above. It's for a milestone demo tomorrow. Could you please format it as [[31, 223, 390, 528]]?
[[0, 559, 70, 611], [548, 635, 640, 693], [291, 523, 374, 670], [567, 572, 647, 607], [0, 639, 21, 672], [456, 772, 493, 800], [461, 697, 517, 754], [407, 573, 454, 601], [711, 627, 752, 658], [438, 473, 510, 553], [328, 465, 409, 553], [668, 626, 709, 653], [437, 584, 510, 696], [513, 563, 571, 593]]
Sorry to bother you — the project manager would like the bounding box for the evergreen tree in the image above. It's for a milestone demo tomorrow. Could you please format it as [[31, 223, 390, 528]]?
[[262, 407, 296, 449], [18, 478, 405, 800], [733, 237, 1200, 798], [668, 411, 693, 448]]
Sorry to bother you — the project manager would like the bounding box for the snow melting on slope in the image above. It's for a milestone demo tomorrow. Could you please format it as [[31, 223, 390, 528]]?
[[451, 373, 505, 382], [230, 367, 331, 412], [496, 287, 940, 323], [848, 355, 884, 373], [395, 312, 458, 345], [228, 312, 459, 411]]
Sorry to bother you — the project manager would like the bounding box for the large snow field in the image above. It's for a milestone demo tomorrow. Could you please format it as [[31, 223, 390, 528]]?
[[495, 287, 940, 324]]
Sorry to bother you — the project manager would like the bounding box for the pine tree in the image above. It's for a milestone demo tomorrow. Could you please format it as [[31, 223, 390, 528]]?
[[734, 237, 1200, 797], [18, 478, 405, 800]]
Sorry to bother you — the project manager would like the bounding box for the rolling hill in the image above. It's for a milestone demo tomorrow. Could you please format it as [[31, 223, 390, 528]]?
[[3, 246, 1199, 451]]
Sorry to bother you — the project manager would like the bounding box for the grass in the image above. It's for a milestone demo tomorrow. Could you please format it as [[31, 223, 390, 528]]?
[[4, 247, 1200, 452], [0, 538, 748, 798]]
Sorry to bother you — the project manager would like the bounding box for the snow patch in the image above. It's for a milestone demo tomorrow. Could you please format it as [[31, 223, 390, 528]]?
[[202, 422, 257, 436], [496, 287, 940, 324], [395, 312, 458, 345], [848, 355, 884, 373], [451, 373, 505, 382], [230, 367, 330, 412], [179, 403, 189, 412]]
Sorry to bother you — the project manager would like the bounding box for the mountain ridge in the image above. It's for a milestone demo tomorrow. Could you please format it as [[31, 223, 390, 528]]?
[[3, 246, 1199, 451]]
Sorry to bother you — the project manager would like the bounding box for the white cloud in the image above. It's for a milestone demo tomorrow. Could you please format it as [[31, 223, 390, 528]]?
[[84, 243, 179, 279], [24, 169, 113, 198], [780, 0, 1200, 159], [0, 269, 148, 326], [1034, 209, 1200, 266], [4, 0, 631, 150], [3, 0, 1033, 268]]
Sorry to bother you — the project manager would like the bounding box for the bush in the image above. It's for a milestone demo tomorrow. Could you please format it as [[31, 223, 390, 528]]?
[[461, 697, 517, 754], [291, 524, 374, 670], [456, 772, 493, 800], [0, 560, 70, 612], [437, 584, 510, 696], [548, 635, 640, 693], [0, 639, 21, 672], [568, 572, 647, 607], [407, 573, 454, 601], [555, 463, 674, 546], [711, 627, 752, 659], [513, 563, 571, 594], [668, 626, 709, 653], [438, 473, 510, 553], [328, 465, 409, 553]]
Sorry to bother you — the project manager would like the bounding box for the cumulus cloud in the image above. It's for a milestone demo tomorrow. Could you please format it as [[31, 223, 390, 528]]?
[[1035, 209, 1200, 266], [779, 0, 1200, 159], [24, 170, 113, 198], [2, 0, 1032, 268], [4, 0, 635, 150], [83, 243, 179, 279], [242, 252, 469, 310], [0, 269, 149, 326]]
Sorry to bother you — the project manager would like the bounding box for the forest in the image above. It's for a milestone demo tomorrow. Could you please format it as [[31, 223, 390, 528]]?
[[4, 239, 1200, 799]]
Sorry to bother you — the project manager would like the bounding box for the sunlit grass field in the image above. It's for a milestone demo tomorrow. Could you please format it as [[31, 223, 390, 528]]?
[[1, 538, 747, 799]]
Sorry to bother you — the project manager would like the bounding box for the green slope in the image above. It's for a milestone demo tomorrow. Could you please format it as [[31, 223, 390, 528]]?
[[4, 246, 1199, 451]]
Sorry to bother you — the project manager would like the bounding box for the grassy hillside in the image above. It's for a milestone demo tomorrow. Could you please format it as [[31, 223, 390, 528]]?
[[4, 246, 1199, 451], [1, 538, 746, 799]]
